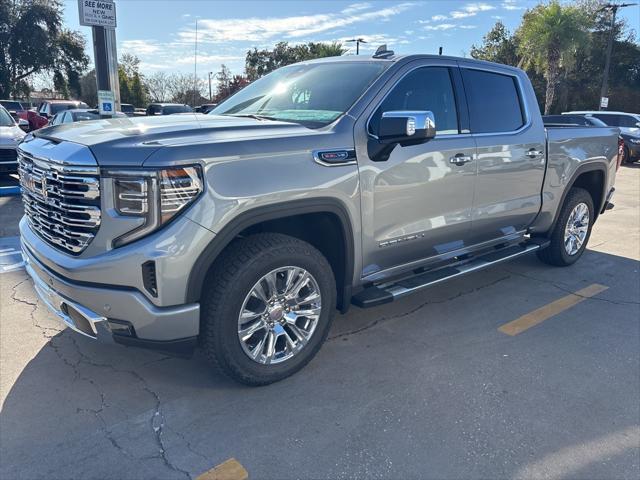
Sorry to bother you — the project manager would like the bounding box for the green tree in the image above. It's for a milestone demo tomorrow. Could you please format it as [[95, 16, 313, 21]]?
[[245, 41, 346, 81], [516, 1, 591, 114], [470, 21, 520, 66], [129, 73, 147, 108], [0, 0, 88, 98], [118, 66, 132, 104]]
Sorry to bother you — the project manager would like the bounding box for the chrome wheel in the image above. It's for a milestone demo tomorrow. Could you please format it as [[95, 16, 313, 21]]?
[[564, 202, 589, 256], [237, 267, 322, 365]]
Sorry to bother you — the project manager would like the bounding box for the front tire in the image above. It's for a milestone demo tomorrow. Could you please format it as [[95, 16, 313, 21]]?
[[200, 233, 336, 385], [537, 187, 594, 266]]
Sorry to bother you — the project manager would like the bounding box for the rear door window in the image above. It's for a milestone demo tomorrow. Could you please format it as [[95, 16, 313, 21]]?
[[461, 69, 525, 134]]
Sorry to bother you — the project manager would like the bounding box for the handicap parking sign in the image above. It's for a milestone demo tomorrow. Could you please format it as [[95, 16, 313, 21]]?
[[97, 90, 116, 115]]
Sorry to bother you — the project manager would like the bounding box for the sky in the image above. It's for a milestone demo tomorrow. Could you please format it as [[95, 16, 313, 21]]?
[[63, 0, 640, 78]]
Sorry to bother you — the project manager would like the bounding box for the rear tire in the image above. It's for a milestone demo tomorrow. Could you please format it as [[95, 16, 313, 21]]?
[[537, 187, 594, 267], [200, 233, 336, 386]]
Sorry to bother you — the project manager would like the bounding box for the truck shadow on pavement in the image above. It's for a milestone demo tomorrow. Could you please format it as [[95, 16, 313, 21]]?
[[1, 249, 639, 479]]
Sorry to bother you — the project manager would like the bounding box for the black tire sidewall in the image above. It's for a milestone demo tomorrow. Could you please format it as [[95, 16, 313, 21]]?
[[555, 189, 594, 265], [206, 238, 335, 383]]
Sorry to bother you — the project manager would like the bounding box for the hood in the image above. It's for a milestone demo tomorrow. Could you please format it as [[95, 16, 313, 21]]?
[[0, 125, 25, 147], [32, 114, 318, 167]]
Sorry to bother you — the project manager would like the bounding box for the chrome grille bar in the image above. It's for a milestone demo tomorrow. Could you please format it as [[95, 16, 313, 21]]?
[[18, 151, 101, 254]]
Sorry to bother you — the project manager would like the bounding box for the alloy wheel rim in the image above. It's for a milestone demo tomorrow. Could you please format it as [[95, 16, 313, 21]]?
[[564, 202, 589, 256], [237, 267, 322, 365]]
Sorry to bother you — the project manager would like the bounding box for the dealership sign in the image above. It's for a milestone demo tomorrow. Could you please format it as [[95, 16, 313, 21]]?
[[78, 0, 117, 28]]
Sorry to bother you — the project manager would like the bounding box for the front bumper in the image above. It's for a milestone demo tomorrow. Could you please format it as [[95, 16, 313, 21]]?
[[22, 242, 201, 346]]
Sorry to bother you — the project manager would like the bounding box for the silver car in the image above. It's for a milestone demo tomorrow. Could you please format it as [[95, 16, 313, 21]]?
[[0, 105, 26, 175]]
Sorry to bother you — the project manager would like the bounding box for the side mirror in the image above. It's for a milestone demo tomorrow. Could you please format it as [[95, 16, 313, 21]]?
[[368, 110, 436, 162], [378, 111, 436, 146], [18, 118, 29, 132], [635, 122, 640, 128]]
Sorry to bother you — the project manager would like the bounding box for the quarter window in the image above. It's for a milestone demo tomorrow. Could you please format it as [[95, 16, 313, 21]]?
[[462, 69, 525, 133], [370, 67, 460, 135]]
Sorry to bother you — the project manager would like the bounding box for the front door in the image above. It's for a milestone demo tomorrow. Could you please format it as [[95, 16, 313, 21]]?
[[355, 62, 477, 280]]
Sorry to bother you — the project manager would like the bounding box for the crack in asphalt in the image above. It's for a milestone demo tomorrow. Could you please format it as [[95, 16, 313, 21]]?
[[329, 275, 511, 340], [66, 335, 193, 479], [9, 276, 194, 479], [502, 268, 640, 306]]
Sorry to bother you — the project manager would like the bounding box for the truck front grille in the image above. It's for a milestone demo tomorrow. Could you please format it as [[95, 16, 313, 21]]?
[[18, 151, 101, 254]]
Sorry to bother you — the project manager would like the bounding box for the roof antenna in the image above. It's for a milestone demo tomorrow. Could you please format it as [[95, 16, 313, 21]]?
[[438, 46, 443, 55], [373, 44, 394, 58]]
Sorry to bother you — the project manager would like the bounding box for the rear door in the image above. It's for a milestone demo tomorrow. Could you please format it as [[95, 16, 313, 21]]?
[[459, 64, 546, 245]]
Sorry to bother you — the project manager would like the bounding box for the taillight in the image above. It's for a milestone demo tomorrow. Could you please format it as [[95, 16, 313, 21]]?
[[617, 136, 624, 170]]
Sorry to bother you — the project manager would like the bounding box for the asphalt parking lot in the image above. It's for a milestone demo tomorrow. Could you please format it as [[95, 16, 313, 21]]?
[[1, 166, 639, 480]]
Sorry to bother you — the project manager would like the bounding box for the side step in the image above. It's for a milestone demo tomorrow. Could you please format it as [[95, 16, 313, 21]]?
[[352, 239, 549, 308]]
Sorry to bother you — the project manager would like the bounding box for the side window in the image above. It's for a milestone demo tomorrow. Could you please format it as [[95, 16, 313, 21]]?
[[62, 112, 72, 123], [370, 67, 459, 135], [461, 69, 525, 133], [616, 115, 639, 127]]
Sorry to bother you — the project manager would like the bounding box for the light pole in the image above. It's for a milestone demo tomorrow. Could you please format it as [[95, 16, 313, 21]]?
[[598, 2, 637, 110], [346, 38, 367, 55], [208, 71, 213, 101]]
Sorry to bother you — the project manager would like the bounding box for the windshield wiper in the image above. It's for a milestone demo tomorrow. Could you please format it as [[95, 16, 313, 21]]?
[[225, 113, 280, 122]]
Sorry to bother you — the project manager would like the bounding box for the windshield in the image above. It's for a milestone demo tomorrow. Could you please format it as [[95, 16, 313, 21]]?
[[164, 105, 193, 114], [73, 111, 100, 121], [593, 113, 640, 128], [1, 101, 23, 111], [210, 62, 389, 127], [0, 107, 15, 126], [51, 102, 89, 114]]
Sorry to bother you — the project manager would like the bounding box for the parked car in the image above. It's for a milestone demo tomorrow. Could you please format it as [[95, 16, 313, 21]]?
[[18, 54, 619, 385], [542, 114, 608, 127], [619, 132, 640, 163], [48, 109, 127, 126], [0, 99, 27, 122], [0, 105, 26, 176], [146, 103, 194, 115], [196, 103, 218, 114], [120, 103, 135, 116], [24, 110, 49, 131], [37, 100, 90, 120], [564, 111, 640, 135]]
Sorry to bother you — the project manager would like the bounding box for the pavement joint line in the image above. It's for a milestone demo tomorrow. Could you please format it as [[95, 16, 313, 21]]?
[[498, 283, 609, 336], [196, 458, 248, 480]]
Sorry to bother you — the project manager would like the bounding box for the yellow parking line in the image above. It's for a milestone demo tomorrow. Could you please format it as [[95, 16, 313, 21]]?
[[498, 283, 609, 336], [196, 458, 248, 480]]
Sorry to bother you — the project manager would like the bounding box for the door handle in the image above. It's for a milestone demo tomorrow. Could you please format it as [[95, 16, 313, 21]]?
[[449, 154, 473, 166], [526, 149, 543, 158]]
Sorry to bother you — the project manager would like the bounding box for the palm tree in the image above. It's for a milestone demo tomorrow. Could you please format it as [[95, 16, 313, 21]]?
[[516, 1, 590, 114]]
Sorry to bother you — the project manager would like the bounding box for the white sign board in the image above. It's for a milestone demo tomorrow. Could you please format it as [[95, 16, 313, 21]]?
[[600, 96, 609, 108], [98, 90, 115, 115], [78, 0, 117, 28]]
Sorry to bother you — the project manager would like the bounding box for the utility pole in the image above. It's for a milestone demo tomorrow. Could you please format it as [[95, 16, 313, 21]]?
[[193, 19, 198, 107], [346, 38, 367, 55], [78, 0, 119, 118], [208, 72, 213, 102], [598, 2, 637, 110]]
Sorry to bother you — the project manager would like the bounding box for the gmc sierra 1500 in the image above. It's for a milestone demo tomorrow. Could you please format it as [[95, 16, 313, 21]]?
[[19, 52, 619, 385]]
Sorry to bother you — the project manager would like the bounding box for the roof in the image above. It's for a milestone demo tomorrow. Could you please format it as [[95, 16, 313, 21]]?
[[565, 111, 640, 116], [300, 53, 523, 73]]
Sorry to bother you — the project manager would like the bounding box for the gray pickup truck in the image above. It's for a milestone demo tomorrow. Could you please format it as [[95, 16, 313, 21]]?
[[18, 53, 619, 385]]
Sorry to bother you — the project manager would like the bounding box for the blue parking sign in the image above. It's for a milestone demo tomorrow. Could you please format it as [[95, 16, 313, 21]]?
[[102, 102, 112, 112]]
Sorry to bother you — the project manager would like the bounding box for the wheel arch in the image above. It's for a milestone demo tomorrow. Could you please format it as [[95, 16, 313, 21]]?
[[186, 198, 355, 313], [547, 162, 608, 235]]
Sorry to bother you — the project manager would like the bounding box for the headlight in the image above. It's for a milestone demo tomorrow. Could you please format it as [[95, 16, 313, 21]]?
[[628, 138, 640, 144], [109, 166, 203, 247]]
